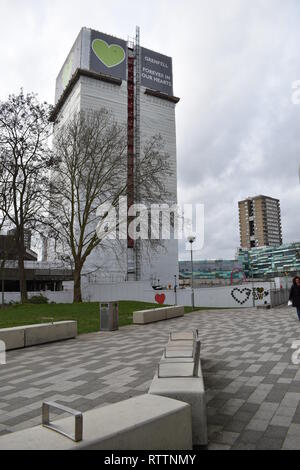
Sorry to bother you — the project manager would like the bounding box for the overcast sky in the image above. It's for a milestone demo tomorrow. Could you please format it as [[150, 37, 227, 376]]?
[[1, 0, 300, 261]]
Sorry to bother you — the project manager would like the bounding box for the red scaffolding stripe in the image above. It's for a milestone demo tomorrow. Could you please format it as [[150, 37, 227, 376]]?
[[127, 56, 135, 248]]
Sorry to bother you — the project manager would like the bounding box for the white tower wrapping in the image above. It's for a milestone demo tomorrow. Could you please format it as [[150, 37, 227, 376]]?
[[50, 27, 179, 286]]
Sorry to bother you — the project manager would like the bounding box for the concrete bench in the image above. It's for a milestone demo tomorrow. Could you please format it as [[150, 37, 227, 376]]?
[[0, 321, 77, 351], [148, 331, 207, 447], [0, 394, 193, 450], [133, 306, 184, 324], [0, 325, 26, 351], [24, 321, 77, 347]]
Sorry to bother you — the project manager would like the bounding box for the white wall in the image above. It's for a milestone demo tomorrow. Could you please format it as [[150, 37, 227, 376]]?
[[83, 281, 272, 308], [2, 281, 276, 308], [2, 291, 73, 304]]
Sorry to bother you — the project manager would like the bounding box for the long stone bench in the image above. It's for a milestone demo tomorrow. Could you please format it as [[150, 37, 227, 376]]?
[[133, 306, 184, 324], [0, 321, 77, 351], [0, 325, 26, 351], [0, 394, 193, 450], [24, 321, 77, 347], [148, 331, 208, 447]]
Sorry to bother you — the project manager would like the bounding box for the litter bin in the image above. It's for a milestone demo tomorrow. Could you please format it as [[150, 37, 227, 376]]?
[[100, 302, 119, 331]]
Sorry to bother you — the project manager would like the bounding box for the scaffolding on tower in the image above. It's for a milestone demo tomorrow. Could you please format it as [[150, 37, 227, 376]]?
[[126, 27, 142, 281], [134, 26, 142, 281]]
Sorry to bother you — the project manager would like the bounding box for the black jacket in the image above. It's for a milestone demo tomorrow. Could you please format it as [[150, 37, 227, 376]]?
[[289, 284, 300, 308]]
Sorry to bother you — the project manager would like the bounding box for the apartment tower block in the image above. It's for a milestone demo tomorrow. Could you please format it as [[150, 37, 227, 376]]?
[[49, 27, 179, 285], [239, 195, 283, 249]]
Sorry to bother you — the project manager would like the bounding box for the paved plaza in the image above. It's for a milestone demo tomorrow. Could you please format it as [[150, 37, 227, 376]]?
[[1, 307, 300, 450]]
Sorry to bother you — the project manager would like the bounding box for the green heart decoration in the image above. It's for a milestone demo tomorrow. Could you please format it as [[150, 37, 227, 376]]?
[[62, 53, 73, 88], [92, 39, 125, 68]]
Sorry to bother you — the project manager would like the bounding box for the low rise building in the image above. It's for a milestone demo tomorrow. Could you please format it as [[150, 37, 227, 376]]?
[[237, 243, 300, 279], [179, 259, 244, 285], [0, 233, 72, 293]]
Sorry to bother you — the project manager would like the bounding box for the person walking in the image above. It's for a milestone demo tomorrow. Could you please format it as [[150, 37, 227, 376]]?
[[289, 276, 300, 321]]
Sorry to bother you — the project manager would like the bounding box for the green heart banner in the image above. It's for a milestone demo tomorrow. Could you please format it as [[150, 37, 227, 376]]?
[[90, 31, 127, 81], [92, 39, 125, 68]]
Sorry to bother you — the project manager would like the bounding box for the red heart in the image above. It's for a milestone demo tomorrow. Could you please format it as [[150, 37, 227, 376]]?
[[155, 294, 166, 305]]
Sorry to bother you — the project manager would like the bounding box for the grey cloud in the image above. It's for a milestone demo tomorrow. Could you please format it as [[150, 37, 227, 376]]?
[[1, 0, 299, 261]]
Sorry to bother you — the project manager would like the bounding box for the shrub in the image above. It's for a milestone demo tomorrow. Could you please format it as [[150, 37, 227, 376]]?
[[28, 295, 49, 304]]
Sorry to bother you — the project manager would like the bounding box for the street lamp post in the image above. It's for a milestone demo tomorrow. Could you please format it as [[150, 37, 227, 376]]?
[[250, 265, 255, 308], [174, 274, 177, 305], [188, 235, 196, 310]]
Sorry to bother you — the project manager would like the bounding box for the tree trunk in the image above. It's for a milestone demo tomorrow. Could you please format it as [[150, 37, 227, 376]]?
[[18, 255, 27, 303], [1, 276, 4, 308], [17, 227, 28, 303], [73, 265, 82, 303]]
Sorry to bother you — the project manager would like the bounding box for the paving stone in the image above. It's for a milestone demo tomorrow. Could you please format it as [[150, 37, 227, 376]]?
[[209, 431, 239, 446], [246, 419, 270, 432], [208, 424, 223, 437], [270, 415, 293, 427], [252, 406, 278, 421], [234, 386, 257, 400], [274, 406, 297, 418], [235, 430, 264, 444], [292, 413, 300, 425], [266, 390, 287, 403], [263, 376, 281, 385], [285, 423, 300, 436], [234, 410, 259, 423], [282, 436, 300, 450], [238, 403, 260, 414], [208, 413, 231, 427], [255, 437, 284, 450], [1, 306, 300, 450], [247, 389, 271, 404], [223, 420, 247, 433], [231, 442, 256, 450], [264, 425, 289, 440], [208, 443, 231, 450], [281, 393, 300, 407], [220, 398, 245, 416]]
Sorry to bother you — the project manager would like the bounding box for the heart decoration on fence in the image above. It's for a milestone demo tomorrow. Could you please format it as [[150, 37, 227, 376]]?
[[253, 287, 269, 300], [155, 294, 166, 305], [231, 288, 252, 305]]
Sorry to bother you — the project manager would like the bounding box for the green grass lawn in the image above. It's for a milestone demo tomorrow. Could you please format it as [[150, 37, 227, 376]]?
[[0, 302, 196, 335]]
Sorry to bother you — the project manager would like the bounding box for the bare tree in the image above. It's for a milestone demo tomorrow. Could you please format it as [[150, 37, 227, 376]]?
[[0, 210, 7, 307], [49, 109, 172, 303], [0, 90, 53, 303]]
